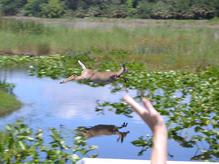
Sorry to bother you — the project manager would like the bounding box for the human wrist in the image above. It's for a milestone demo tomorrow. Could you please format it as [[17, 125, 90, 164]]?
[[153, 124, 167, 135]]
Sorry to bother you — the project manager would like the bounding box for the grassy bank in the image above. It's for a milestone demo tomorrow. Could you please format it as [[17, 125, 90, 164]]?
[[0, 87, 21, 116], [0, 18, 219, 70]]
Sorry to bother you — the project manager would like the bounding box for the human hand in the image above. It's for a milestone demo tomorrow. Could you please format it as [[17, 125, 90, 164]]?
[[123, 94, 165, 132], [123, 94, 167, 163]]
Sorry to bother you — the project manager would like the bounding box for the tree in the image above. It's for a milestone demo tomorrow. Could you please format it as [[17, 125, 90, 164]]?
[[150, 1, 173, 19], [40, 0, 65, 18], [23, 0, 47, 16], [64, 0, 81, 10], [136, 1, 155, 18], [190, 3, 215, 19], [127, 0, 137, 16], [0, 0, 26, 15], [215, 0, 219, 16]]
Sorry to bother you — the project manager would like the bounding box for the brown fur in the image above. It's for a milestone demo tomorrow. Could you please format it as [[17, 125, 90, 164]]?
[[60, 60, 128, 84]]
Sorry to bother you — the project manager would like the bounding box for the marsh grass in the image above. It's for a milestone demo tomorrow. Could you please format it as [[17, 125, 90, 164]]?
[[0, 89, 21, 116], [0, 18, 219, 70], [0, 80, 21, 116]]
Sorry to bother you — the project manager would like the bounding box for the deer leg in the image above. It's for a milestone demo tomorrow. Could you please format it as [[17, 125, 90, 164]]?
[[60, 75, 77, 84], [60, 71, 88, 84], [74, 75, 87, 81], [116, 131, 129, 143], [116, 132, 123, 142]]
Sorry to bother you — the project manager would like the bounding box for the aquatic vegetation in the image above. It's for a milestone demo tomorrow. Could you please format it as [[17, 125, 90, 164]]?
[[0, 80, 21, 116], [0, 121, 97, 163], [0, 89, 21, 116], [0, 55, 218, 161], [97, 68, 219, 161], [131, 136, 152, 156]]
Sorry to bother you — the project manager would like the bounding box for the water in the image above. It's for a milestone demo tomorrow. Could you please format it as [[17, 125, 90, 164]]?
[[0, 71, 199, 161]]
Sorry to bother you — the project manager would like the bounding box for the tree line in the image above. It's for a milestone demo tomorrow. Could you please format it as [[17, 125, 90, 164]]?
[[0, 0, 219, 19]]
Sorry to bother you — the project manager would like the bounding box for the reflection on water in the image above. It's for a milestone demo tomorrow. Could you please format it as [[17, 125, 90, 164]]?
[[76, 122, 129, 143], [0, 70, 207, 161]]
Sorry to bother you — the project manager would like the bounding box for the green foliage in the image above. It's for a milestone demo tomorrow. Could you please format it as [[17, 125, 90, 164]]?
[[126, 0, 137, 16], [190, 4, 216, 19], [1, 0, 219, 19], [0, 81, 21, 116], [23, 0, 46, 17], [135, 0, 217, 19], [0, 121, 97, 163], [0, 55, 219, 161], [98, 67, 219, 160], [103, 4, 128, 18], [96, 101, 133, 117], [23, 0, 64, 18], [0, 0, 26, 15], [0, 89, 21, 116], [151, 1, 173, 19], [0, 18, 219, 70], [0, 18, 50, 34], [40, 0, 65, 18], [131, 136, 152, 156], [136, 1, 155, 18], [0, 81, 15, 93]]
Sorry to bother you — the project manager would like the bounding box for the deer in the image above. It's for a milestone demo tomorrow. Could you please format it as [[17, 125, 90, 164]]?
[[60, 60, 128, 84], [76, 122, 129, 143]]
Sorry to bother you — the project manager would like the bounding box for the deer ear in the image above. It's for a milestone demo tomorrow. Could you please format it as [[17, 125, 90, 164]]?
[[122, 122, 128, 127]]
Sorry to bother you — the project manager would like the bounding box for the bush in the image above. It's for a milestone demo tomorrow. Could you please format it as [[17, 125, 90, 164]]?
[[23, 0, 46, 17], [150, 1, 174, 19], [190, 4, 216, 19], [102, 4, 128, 18], [136, 2, 155, 19], [40, 0, 65, 18], [86, 6, 102, 17], [1, 0, 219, 20], [0, 0, 26, 15]]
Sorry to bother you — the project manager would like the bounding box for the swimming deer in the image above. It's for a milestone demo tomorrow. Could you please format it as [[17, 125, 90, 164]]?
[[60, 60, 128, 84], [76, 122, 129, 143]]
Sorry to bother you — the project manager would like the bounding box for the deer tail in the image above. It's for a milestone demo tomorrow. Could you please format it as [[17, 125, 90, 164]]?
[[78, 60, 87, 70]]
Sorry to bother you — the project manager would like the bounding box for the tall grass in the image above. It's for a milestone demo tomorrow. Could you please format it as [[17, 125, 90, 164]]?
[[0, 18, 219, 70]]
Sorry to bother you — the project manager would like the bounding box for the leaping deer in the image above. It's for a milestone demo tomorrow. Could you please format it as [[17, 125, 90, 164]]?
[[76, 122, 129, 143], [60, 60, 128, 84]]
